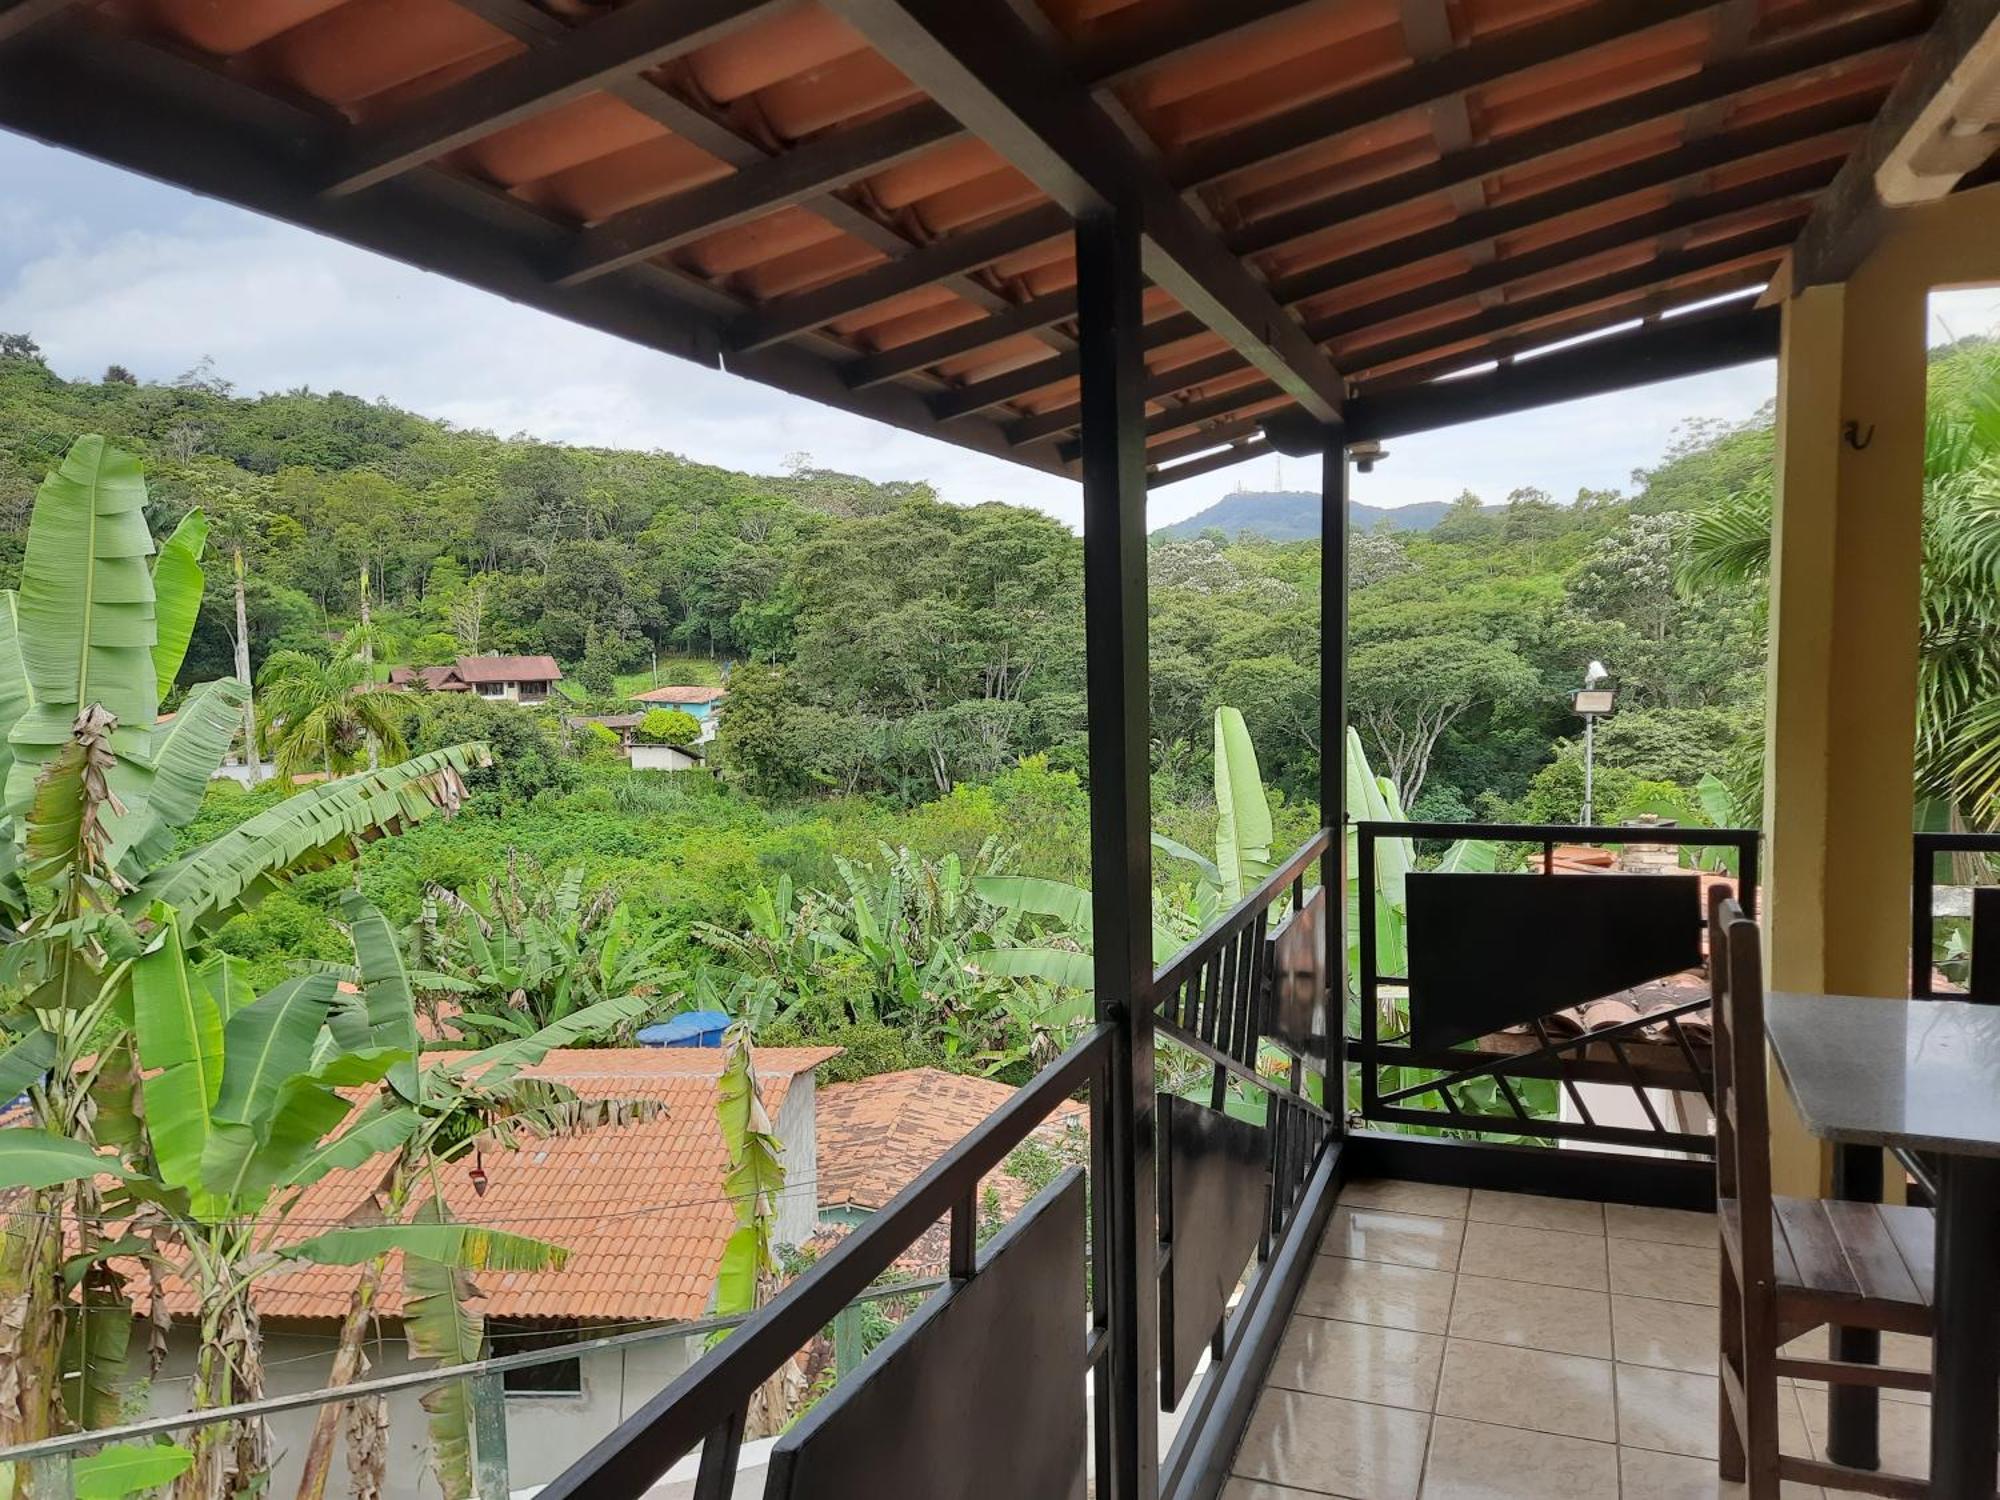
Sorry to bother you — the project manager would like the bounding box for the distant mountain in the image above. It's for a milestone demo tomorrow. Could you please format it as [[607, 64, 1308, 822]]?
[[1153, 489, 1495, 541]]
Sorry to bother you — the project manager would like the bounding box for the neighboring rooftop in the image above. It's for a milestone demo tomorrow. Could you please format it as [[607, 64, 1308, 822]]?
[[632, 685, 727, 705], [136, 1045, 840, 1327], [816, 1066, 1087, 1218], [389, 655, 564, 691]]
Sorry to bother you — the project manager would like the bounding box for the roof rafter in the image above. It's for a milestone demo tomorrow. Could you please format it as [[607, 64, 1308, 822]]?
[[823, 0, 1346, 421], [1789, 0, 2000, 286], [555, 102, 963, 286], [841, 289, 1080, 390], [324, 0, 786, 196], [1169, 0, 1719, 190], [1069, 0, 1327, 89], [1007, 349, 1253, 446], [1226, 3, 1926, 257], [1274, 143, 1849, 310], [1341, 302, 1781, 440]]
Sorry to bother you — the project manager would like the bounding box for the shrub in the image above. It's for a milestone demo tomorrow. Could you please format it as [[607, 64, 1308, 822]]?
[[636, 707, 701, 745]]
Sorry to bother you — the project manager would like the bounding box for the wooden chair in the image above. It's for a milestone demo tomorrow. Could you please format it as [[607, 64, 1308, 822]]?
[[1710, 889, 1937, 1499]]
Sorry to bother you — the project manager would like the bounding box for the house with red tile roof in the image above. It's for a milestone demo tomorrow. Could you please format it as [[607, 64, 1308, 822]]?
[[629, 683, 726, 741], [116, 1044, 837, 1500], [389, 654, 562, 703]]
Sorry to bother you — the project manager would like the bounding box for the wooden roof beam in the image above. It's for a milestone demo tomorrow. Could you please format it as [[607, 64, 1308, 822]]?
[[1069, 0, 1327, 90], [325, 0, 786, 196], [1790, 0, 2000, 287], [725, 204, 1073, 354], [1148, 438, 1273, 489], [1226, 3, 1927, 257], [1170, 0, 1719, 191], [820, 7, 1908, 399], [841, 289, 1080, 390], [1270, 117, 1861, 309], [556, 102, 962, 285], [823, 0, 1346, 421], [927, 310, 1203, 421], [1340, 303, 1780, 441], [1299, 171, 1825, 345], [1006, 350, 1251, 446]]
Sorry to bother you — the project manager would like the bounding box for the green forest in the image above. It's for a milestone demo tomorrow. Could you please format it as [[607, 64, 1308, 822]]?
[[0, 331, 1994, 1082]]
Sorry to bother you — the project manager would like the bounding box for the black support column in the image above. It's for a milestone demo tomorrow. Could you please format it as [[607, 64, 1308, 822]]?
[[1076, 206, 1160, 1500], [1320, 431, 1348, 1109]]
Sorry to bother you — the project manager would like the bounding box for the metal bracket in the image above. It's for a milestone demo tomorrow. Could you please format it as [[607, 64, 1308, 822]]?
[[1843, 419, 1875, 451]]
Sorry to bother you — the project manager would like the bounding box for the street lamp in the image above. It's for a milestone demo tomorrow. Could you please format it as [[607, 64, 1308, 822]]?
[[1572, 661, 1616, 826]]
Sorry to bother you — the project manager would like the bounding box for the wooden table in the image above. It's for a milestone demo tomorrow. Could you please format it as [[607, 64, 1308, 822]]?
[[1767, 992, 2000, 1499]]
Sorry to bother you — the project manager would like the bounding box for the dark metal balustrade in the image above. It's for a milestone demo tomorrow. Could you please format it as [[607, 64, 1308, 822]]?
[[1353, 820, 1759, 1155]]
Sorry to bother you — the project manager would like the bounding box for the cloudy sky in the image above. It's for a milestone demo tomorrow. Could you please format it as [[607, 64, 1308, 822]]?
[[3, 129, 1998, 530]]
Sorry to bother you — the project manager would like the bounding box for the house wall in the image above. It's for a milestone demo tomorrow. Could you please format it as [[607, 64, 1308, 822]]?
[[774, 1069, 818, 1252], [629, 744, 702, 772], [142, 1323, 701, 1500]]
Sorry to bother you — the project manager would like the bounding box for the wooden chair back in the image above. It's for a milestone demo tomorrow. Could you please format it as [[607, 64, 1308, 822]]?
[[1709, 889, 1774, 1286]]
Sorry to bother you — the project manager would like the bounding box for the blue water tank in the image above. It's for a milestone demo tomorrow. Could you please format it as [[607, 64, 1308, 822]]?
[[637, 1010, 732, 1048]]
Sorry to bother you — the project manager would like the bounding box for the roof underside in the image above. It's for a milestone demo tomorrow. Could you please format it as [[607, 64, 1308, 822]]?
[[2, 0, 1995, 486]]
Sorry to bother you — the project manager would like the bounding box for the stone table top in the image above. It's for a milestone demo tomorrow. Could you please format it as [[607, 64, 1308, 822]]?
[[1766, 992, 2000, 1159]]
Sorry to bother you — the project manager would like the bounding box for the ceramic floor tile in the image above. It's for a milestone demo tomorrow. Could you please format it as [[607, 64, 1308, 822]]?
[[1608, 1236, 1719, 1305], [1433, 1337, 1617, 1442], [1222, 1483, 1330, 1500], [1468, 1189, 1605, 1236], [1800, 1384, 1934, 1481], [1619, 1445, 1824, 1498], [1617, 1361, 1724, 1458], [1321, 1206, 1465, 1271], [1421, 1415, 1619, 1499], [1233, 1387, 1430, 1500], [1266, 1315, 1444, 1411], [1293, 1256, 1456, 1334], [1446, 1273, 1612, 1360], [1605, 1202, 1719, 1247], [1337, 1178, 1469, 1220], [1612, 1293, 1719, 1374], [1457, 1220, 1609, 1292]]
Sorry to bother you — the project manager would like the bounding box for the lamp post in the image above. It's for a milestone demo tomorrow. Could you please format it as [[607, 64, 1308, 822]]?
[[1572, 661, 1616, 826]]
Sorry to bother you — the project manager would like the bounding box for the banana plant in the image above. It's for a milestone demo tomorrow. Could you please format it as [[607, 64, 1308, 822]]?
[[428, 853, 673, 1043], [289, 893, 659, 1500], [0, 435, 487, 1460]]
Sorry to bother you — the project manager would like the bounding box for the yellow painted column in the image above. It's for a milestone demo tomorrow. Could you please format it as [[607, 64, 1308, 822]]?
[[1761, 256, 1929, 1194]]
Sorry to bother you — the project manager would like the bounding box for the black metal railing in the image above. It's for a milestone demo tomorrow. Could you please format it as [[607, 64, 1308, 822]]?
[[539, 1024, 1117, 1500], [1911, 829, 2000, 1001], [1352, 820, 1759, 1154], [531, 827, 1346, 1500]]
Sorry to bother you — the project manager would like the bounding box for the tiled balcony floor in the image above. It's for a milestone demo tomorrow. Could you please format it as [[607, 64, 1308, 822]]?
[[1226, 1177, 1934, 1499]]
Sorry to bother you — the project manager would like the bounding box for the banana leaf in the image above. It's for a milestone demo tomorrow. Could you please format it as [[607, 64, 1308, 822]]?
[[0, 1132, 131, 1188], [403, 1202, 482, 1500], [1150, 832, 1220, 889], [440, 992, 651, 1089], [210, 973, 339, 1129], [7, 436, 158, 828], [21, 737, 93, 889], [134, 743, 490, 927], [202, 1073, 353, 1208], [277, 1099, 418, 1195], [969, 874, 1094, 935], [974, 946, 1097, 991], [121, 677, 246, 873], [336, 892, 421, 1102], [1214, 706, 1274, 901], [70, 1442, 192, 1500], [0, 590, 36, 792], [283, 1220, 569, 1272], [148, 509, 207, 701], [1433, 839, 1499, 874], [131, 915, 223, 1200], [0, 1025, 53, 1099]]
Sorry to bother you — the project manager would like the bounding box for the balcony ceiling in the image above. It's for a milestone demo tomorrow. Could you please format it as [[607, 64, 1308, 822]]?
[[2, 0, 1995, 483]]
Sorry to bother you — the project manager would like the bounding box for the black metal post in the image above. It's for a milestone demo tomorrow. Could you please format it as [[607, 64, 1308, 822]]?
[[1076, 206, 1160, 1500], [1321, 431, 1347, 1117], [1825, 1144, 1882, 1471], [1913, 833, 1936, 998], [1931, 1154, 2000, 1497]]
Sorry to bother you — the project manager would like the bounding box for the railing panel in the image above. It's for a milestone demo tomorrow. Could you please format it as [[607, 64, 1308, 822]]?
[[1912, 829, 2000, 1000], [1157, 1096, 1268, 1409], [1352, 820, 1760, 1155]]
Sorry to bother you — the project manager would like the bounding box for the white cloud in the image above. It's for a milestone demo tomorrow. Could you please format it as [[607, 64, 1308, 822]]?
[[3, 130, 1995, 532]]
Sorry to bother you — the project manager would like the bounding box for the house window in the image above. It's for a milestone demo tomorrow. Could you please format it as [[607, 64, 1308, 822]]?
[[479, 683, 506, 698], [490, 1321, 583, 1395]]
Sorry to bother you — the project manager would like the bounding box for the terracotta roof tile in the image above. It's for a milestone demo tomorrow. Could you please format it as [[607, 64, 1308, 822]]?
[[97, 1046, 839, 1327], [816, 1067, 1087, 1218]]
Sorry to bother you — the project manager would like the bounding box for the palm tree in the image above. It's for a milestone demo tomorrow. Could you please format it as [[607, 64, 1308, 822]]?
[[1677, 345, 2000, 820], [258, 635, 407, 782]]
